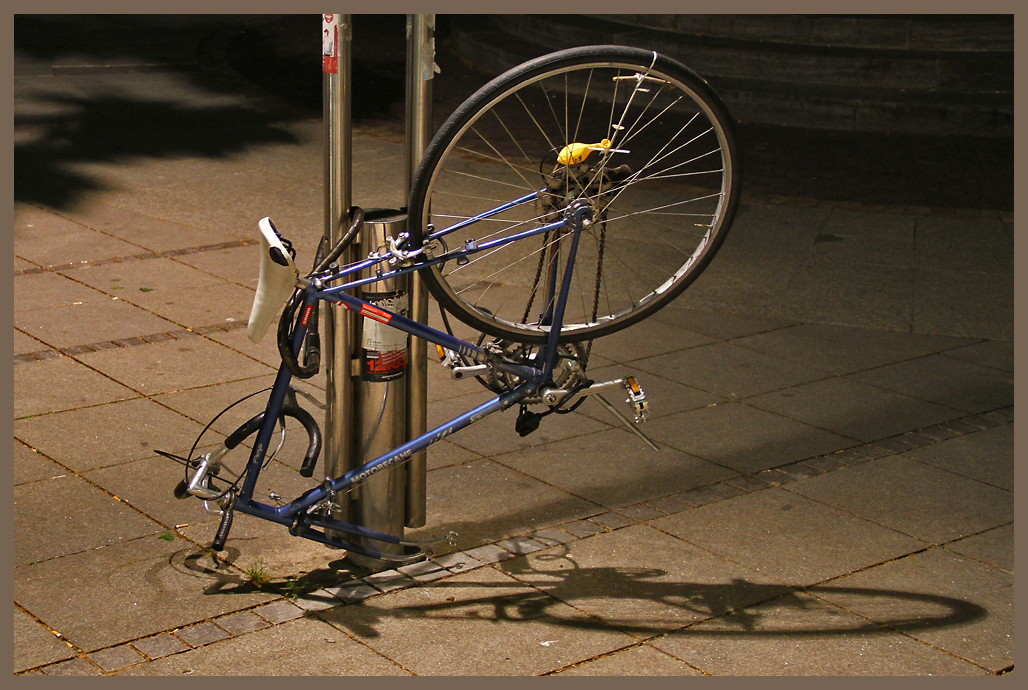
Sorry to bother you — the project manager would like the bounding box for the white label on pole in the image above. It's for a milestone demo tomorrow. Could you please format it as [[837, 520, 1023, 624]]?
[[322, 14, 338, 73], [362, 292, 408, 353]]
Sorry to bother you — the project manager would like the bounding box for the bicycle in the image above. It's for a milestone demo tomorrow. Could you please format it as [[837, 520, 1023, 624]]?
[[157, 45, 741, 564]]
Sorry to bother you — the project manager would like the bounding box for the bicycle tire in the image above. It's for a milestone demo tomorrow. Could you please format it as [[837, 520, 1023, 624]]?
[[408, 45, 741, 345]]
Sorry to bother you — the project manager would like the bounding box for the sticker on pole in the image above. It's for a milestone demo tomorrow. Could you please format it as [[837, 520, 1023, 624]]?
[[361, 291, 408, 381], [323, 14, 339, 74]]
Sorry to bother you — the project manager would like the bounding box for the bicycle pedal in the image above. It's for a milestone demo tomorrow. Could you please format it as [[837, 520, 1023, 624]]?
[[624, 376, 649, 423], [515, 406, 542, 437]]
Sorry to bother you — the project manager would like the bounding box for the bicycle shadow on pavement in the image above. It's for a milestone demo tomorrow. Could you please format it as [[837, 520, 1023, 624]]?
[[303, 546, 987, 641]]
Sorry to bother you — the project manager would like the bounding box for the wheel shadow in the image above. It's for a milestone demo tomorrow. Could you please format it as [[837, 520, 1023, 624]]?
[[164, 543, 988, 641]]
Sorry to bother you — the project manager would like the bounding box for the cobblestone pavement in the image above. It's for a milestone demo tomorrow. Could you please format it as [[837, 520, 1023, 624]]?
[[14, 16, 1013, 676]]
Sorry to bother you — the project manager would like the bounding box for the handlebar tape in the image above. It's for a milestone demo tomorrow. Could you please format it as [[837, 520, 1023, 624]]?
[[223, 389, 322, 477], [211, 505, 233, 551]]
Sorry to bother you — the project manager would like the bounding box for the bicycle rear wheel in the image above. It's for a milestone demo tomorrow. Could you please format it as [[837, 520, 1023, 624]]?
[[409, 45, 741, 345]]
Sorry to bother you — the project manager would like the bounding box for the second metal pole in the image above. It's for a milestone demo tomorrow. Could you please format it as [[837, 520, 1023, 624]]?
[[403, 14, 435, 529]]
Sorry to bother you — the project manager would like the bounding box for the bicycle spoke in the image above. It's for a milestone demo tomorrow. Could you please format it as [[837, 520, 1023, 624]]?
[[410, 47, 739, 343]]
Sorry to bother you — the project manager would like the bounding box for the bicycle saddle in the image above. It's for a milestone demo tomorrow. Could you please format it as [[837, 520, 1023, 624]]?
[[248, 217, 300, 344]]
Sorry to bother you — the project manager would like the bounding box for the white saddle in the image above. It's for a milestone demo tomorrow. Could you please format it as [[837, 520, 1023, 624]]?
[[247, 217, 300, 344]]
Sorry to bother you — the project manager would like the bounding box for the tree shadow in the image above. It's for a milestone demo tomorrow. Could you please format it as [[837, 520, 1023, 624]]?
[[13, 15, 408, 211], [14, 93, 300, 210]]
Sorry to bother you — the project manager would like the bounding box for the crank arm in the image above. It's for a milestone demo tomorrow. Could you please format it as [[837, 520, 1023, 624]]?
[[538, 376, 641, 409], [594, 394, 660, 452]]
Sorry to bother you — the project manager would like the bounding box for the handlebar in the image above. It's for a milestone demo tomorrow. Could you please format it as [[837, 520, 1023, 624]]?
[[225, 388, 322, 477]]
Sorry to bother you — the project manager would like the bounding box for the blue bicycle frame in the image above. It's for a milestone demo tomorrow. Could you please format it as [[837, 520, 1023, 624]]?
[[205, 198, 594, 561]]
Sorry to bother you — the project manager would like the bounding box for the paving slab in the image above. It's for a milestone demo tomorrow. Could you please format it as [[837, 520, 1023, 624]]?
[[90, 644, 147, 673], [744, 376, 964, 443], [650, 304, 796, 341], [784, 456, 1013, 544], [771, 258, 915, 332], [14, 328, 47, 356], [851, 353, 1014, 414], [82, 454, 227, 529], [731, 322, 976, 377], [14, 356, 138, 419], [412, 457, 601, 553], [641, 401, 854, 474], [632, 340, 832, 400], [14, 270, 109, 311], [913, 268, 1013, 340], [945, 524, 1014, 573], [13, 206, 147, 267], [648, 591, 988, 676], [204, 323, 290, 370], [174, 498, 346, 583], [175, 621, 230, 647], [152, 373, 289, 437], [14, 255, 37, 272], [424, 438, 484, 472], [253, 600, 305, 625], [913, 214, 1013, 273], [14, 297, 182, 349], [13, 535, 276, 653], [40, 657, 103, 676], [13, 439, 67, 485], [941, 340, 1014, 373], [14, 607, 77, 673], [130, 633, 190, 660], [99, 168, 322, 244], [669, 267, 785, 326], [65, 254, 232, 292], [497, 524, 790, 639], [555, 644, 704, 675], [128, 281, 257, 329], [56, 201, 244, 254], [13, 473, 163, 566], [14, 397, 208, 473], [718, 201, 832, 256], [899, 423, 1013, 490], [493, 426, 737, 509], [170, 243, 262, 288], [584, 317, 715, 364], [75, 335, 273, 396], [651, 487, 925, 586], [115, 616, 410, 676], [814, 548, 1014, 673], [807, 207, 916, 268], [320, 566, 637, 675]]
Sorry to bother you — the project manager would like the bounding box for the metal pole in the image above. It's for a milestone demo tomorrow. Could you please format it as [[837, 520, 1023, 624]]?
[[322, 14, 356, 531], [351, 210, 410, 567], [404, 14, 435, 528]]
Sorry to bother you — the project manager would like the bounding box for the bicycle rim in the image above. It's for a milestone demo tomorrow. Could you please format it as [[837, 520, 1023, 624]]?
[[410, 46, 740, 344]]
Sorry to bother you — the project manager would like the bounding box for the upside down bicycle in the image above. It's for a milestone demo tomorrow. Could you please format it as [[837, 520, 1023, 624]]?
[[157, 45, 741, 564]]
